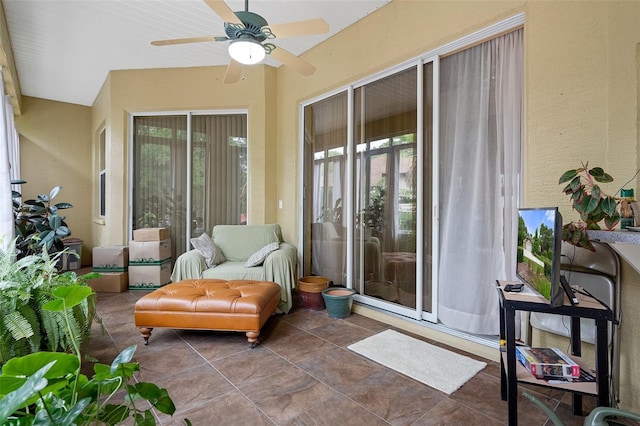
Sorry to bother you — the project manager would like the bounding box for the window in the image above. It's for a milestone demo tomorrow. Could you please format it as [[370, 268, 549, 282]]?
[[98, 128, 106, 218]]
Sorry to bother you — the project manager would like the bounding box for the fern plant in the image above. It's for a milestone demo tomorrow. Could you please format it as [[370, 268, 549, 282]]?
[[0, 286, 186, 425], [0, 238, 98, 365]]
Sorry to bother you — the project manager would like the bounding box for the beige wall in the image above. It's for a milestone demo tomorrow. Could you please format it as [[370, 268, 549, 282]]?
[[15, 97, 93, 263], [525, 2, 640, 212], [89, 64, 278, 246], [13, 0, 640, 412]]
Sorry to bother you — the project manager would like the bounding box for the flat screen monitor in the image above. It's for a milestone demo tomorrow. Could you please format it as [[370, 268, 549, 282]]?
[[516, 207, 564, 306]]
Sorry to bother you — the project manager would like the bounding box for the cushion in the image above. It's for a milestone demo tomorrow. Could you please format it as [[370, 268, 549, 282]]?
[[244, 242, 280, 267], [190, 232, 225, 267], [212, 224, 282, 262]]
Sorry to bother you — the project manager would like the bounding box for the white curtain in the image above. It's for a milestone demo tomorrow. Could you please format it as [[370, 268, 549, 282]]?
[[132, 114, 247, 261], [438, 29, 523, 334], [0, 70, 18, 249]]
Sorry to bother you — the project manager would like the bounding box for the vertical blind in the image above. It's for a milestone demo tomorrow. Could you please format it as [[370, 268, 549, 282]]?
[[132, 113, 247, 261]]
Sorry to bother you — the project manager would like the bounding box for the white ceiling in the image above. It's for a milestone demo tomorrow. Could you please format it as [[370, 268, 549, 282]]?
[[1, 0, 392, 107]]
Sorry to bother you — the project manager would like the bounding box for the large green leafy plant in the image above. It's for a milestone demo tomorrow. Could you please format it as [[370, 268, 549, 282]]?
[[559, 163, 620, 251], [0, 238, 97, 364], [12, 180, 73, 260], [358, 185, 386, 236], [0, 285, 186, 425]]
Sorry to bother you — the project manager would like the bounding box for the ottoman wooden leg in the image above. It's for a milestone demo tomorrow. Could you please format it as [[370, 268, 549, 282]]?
[[139, 327, 153, 345], [246, 331, 260, 348]]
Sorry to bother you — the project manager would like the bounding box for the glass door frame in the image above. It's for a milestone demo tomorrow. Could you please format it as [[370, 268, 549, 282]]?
[[298, 56, 439, 323], [128, 109, 248, 253]]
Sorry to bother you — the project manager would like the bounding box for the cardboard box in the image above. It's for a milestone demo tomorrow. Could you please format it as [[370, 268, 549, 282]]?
[[87, 272, 128, 293], [133, 227, 170, 242], [128, 261, 172, 290], [93, 246, 129, 272], [129, 239, 171, 264]]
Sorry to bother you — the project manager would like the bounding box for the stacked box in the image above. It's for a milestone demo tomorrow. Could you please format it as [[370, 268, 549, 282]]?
[[129, 231, 172, 290], [93, 246, 129, 273], [133, 227, 170, 242], [91, 246, 129, 292], [129, 239, 171, 265], [86, 273, 128, 293], [128, 261, 172, 290]]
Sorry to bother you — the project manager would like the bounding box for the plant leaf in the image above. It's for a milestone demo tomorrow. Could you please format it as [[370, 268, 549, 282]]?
[[591, 185, 601, 202], [110, 345, 137, 374], [49, 215, 63, 229], [580, 233, 596, 252], [4, 311, 34, 341], [53, 202, 73, 210], [56, 398, 91, 426], [2, 352, 79, 378], [0, 362, 53, 424], [558, 169, 578, 184], [604, 211, 621, 230], [43, 285, 93, 311], [589, 167, 605, 178], [49, 186, 61, 200], [569, 177, 582, 193], [98, 404, 130, 425], [580, 194, 599, 215], [55, 226, 71, 237], [590, 167, 614, 183], [124, 381, 177, 415], [601, 196, 618, 216]]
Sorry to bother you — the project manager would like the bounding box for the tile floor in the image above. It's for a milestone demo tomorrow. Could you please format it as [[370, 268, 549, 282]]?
[[88, 289, 618, 425]]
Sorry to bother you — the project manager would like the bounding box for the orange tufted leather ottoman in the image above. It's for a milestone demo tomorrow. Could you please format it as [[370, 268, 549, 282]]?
[[134, 279, 281, 347]]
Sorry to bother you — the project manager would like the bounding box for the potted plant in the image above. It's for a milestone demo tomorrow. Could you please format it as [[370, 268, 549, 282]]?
[[357, 185, 386, 238], [0, 238, 97, 365], [559, 163, 623, 251], [12, 180, 73, 260], [0, 285, 188, 425]]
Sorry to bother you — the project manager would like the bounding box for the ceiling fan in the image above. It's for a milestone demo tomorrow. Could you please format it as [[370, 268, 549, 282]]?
[[151, 0, 330, 83]]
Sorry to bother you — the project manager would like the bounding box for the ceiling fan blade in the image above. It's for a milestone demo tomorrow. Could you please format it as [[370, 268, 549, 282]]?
[[224, 59, 243, 84], [151, 36, 217, 46], [270, 46, 316, 76], [203, 0, 243, 25], [269, 18, 330, 38]]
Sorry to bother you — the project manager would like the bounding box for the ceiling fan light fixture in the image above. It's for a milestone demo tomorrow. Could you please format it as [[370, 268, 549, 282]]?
[[228, 38, 265, 65]]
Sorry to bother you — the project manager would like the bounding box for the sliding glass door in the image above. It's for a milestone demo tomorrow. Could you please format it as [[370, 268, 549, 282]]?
[[132, 112, 247, 262], [303, 61, 437, 321], [303, 93, 348, 286], [353, 65, 435, 319], [301, 25, 522, 333]]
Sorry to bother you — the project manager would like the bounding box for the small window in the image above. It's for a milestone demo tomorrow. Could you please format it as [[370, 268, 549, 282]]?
[[98, 128, 106, 217]]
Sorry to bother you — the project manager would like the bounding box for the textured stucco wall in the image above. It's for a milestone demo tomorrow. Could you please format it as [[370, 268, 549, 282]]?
[[15, 96, 93, 264], [90, 64, 277, 246]]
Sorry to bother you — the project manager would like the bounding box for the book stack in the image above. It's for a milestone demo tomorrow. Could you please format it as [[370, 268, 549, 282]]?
[[515, 346, 580, 379]]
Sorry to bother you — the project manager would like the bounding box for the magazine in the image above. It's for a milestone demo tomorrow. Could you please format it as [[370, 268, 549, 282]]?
[[515, 347, 580, 379]]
